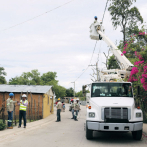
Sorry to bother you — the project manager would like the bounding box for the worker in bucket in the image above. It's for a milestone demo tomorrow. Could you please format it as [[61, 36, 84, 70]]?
[[6, 93, 18, 129], [90, 16, 98, 28], [94, 16, 98, 23], [56, 98, 62, 122], [18, 94, 28, 128]]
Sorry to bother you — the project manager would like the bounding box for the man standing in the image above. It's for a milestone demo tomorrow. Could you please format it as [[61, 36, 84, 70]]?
[[56, 98, 62, 122], [71, 99, 74, 119], [6, 93, 17, 129], [73, 99, 80, 121], [18, 94, 28, 128]]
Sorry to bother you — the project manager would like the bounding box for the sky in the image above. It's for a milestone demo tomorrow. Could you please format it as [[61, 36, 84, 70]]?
[[0, 0, 147, 92]]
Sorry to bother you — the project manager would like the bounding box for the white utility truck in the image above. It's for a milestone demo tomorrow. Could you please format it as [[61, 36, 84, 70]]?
[[85, 20, 143, 140]]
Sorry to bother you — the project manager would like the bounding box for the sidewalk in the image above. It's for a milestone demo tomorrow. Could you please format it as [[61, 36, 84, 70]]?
[[0, 113, 56, 142]]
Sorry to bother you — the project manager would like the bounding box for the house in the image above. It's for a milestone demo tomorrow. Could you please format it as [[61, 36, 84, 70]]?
[[0, 85, 54, 119]]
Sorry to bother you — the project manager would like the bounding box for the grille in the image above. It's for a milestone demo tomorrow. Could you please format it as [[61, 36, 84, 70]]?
[[104, 107, 128, 120]]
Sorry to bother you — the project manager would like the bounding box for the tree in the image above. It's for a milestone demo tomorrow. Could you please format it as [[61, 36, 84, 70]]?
[[107, 26, 147, 70], [108, 0, 143, 44], [0, 67, 7, 84], [9, 69, 41, 85], [66, 87, 74, 97], [53, 85, 66, 98], [107, 55, 120, 69], [8, 70, 66, 99], [76, 91, 83, 97], [121, 32, 147, 122], [41, 72, 58, 85]]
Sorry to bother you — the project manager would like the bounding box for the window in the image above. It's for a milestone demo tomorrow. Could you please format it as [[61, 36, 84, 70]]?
[[48, 96, 49, 105], [91, 83, 133, 97]]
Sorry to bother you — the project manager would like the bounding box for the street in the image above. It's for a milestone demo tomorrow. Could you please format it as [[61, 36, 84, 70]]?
[[0, 104, 147, 147]]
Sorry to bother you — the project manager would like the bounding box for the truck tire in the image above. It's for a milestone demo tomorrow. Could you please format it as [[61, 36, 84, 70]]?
[[132, 130, 142, 140], [86, 123, 93, 140]]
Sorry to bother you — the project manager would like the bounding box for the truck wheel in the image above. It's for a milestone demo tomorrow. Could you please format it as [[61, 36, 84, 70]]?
[[132, 130, 142, 140], [86, 123, 93, 140]]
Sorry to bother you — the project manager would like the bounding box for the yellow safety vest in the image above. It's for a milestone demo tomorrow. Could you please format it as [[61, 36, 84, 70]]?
[[19, 100, 28, 111]]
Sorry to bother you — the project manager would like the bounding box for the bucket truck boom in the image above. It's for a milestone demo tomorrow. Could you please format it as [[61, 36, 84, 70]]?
[[89, 21, 134, 81]]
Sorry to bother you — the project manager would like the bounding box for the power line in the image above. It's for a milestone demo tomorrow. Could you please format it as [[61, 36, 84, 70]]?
[[101, 0, 109, 24], [74, 0, 109, 82], [0, 0, 75, 32]]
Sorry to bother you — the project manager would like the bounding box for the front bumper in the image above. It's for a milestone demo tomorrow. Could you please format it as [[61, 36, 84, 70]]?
[[87, 121, 143, 131]]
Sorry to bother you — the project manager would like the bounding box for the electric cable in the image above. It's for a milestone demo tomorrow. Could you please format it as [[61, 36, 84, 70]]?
[[101, 0, 109, 24], [0, 0, 75, 32], [73, 0, 109, 82]]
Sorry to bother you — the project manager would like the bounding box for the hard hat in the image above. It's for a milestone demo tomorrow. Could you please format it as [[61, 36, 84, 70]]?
[[22, 94, 27, 98], [76, 98, 79, 101], [9, 93, 14, 96], [94, 16, 97, 19], [71, 99, 73, 101], [58, 98, 60, 101]]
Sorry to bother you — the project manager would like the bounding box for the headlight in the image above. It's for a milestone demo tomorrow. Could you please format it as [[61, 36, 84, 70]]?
[[89, 112, 95, 118], [136, 113, 141, 118]]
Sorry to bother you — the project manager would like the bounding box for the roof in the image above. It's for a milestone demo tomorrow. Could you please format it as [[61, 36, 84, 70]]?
[[0, 85, 52, 94]]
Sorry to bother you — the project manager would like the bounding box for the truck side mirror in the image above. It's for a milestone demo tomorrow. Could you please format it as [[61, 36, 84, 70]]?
[[137, 86, 140, 96]]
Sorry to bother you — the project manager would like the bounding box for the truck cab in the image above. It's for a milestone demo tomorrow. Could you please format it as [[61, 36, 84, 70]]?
[[86, 82, 143, 140]]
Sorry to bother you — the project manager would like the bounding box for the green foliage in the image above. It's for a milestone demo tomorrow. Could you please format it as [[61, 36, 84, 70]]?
[[9, 69, 41, 85], [9, 70, 66, 99], [108, 0, 143, 43], [66, 87, 74, 97], [0, 121, 6, 130], [107, 55, 120, 69], [79, 97, 85, 101], [0, 67, 7, 84], [76, 91, 83, 97], [41, 72, 58, 85]]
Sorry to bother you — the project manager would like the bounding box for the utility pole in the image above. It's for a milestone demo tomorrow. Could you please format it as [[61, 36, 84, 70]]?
[[89, 62, 100, 82], [71, 82, 75, 98]]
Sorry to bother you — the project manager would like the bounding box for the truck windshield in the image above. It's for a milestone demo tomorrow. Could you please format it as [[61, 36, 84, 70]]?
[[91, 83, 133, 97]]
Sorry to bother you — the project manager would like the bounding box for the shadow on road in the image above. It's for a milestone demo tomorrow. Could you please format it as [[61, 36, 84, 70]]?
[[91, 131, 143, 145]]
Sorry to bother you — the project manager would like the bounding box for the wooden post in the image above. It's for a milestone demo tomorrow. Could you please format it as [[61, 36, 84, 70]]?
[[29, 102, 31, 122], [20, 91, 22, 101], [26, 91, 28, 121], [34, 99, 36, 121], [30, 92, 33, 121], [2, 93, 5, 124], [13, 93, 16, 126], [38, 95, 40, 120], [34, 99, 35, 121]]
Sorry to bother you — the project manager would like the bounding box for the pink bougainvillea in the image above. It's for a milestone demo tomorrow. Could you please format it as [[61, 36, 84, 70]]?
[[130, 67, 139, 75], [123, 32, 147, 91], [123, 51, 126, 54], [134, 60, 144, 66]]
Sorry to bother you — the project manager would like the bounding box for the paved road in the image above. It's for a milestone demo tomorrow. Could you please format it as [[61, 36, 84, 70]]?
[[1, 105, 147, 147]]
